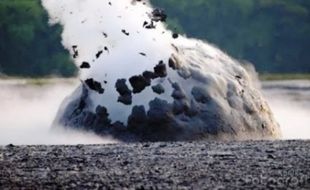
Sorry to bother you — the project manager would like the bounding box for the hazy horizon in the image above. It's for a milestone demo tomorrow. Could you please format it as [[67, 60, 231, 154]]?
[[0, 78, 308, 145]]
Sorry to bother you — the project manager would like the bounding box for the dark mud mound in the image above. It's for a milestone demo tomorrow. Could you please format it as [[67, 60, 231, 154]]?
[[54, 44, 281, 142]]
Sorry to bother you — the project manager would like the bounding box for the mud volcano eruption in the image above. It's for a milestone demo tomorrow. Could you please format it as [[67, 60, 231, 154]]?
[[43, 0, 281, 142]]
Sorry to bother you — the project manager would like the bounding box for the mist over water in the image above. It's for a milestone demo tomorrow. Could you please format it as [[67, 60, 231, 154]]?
[[1, 82, 305, 144], [0, 79, 117, 145], [262, 80, 310, 140], [0, 79, 308, 145]]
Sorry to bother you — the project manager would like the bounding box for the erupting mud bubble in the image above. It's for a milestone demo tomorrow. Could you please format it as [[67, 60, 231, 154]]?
[[43, 0, 281, 141]]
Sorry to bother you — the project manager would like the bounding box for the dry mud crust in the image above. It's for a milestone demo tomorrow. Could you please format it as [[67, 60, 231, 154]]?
[[1, 140, 310, 189]]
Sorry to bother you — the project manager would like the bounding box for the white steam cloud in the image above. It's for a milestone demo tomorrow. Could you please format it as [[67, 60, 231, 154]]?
[[0, 80, 117, 145], [41, 0, 281, 141], [41, 0, 176, 123]]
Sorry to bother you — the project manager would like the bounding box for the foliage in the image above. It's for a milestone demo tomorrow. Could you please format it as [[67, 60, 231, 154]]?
[[0, 0, 77, 77], [152, 0, 310, 73]]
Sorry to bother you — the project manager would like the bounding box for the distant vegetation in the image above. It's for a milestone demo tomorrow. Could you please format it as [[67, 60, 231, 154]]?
[[151, 0, 310, 73], [0, 0, 309, 77], [0, 0, 76, 77]]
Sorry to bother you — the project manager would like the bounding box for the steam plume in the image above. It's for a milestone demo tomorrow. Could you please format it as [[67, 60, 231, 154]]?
[[42, 0, 281, 141]]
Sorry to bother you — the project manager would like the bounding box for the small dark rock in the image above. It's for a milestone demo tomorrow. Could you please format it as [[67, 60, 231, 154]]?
[[85, 79, 105, 94], [154, 61, 167, 78], [96, 50, 103, 59], [72, 45, 79, 58], [80, 62, 90, 69], [139, 52, 146, 56], [115, 79, 131, 96], [129, 75, 150, 93], [104, 46, 109, 53], [102, 32, 108, 38], [121, 29, 130, 36], [144, 21, 156, 29], [172, 33, 179, 39], [115, 79, 132, 105], [143, 21, 148, 27]]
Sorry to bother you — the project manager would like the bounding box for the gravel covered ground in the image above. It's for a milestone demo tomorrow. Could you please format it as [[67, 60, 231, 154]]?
[[1, 140, 310, 189]]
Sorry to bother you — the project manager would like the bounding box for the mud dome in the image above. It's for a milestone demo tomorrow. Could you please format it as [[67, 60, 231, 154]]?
[[43, 0, 281, 141]]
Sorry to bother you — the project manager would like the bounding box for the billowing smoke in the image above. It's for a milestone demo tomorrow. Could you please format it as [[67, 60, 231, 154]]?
[[42, 0, 281, 141]]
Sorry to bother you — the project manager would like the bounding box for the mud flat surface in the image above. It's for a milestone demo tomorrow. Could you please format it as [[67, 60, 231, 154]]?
[[1, 140, 310, 189]]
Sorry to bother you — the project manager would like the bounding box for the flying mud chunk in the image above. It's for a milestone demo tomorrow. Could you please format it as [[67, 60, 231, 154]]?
[[96, 50, 103, 59], [143, 21, 156, 29], [115, 79, 132, 105], [80, 62, 90, 69], [139, 52, 146, 56], [172, 33, 179, 39], [72, 45, 79, 58], [129, 75, 150, 94], [154, 61, 167, 78], [102, 32, 108, 38], [121, 29, 130, 36], [84, 78, 104, 94], [104, 46, 109, 53]]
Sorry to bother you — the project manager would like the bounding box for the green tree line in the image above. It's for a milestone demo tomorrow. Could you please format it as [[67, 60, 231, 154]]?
[[0, 0, 76, 77], [151, 0, 310, 73], [0, 0, 309, 77]]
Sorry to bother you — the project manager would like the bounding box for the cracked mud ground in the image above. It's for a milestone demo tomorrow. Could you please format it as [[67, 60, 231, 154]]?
[[1, 140, 310, 189]]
